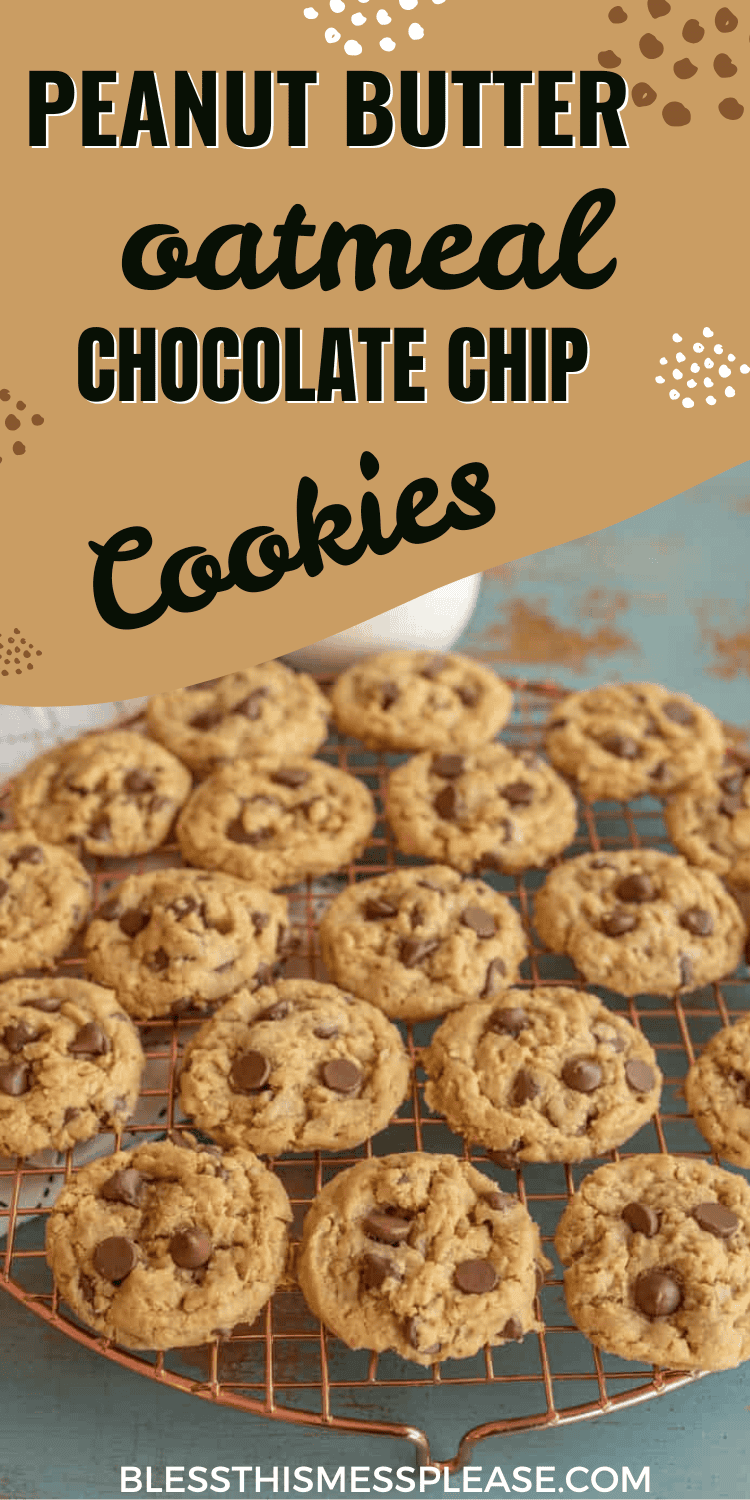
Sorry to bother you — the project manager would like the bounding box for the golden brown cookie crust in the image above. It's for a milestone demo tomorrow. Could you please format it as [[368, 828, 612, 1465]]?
[[0, 833, 91, 977], [331, 651, 512, 752], [147, 662, 329, 772], [685, 1017, 750, 1168], [666, 763, 750, 889]]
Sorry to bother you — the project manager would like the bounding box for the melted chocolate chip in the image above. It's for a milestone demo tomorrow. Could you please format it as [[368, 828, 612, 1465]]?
[[406, 1317, 440, 1354], [364, 898, 398, 920], [692, 1202, 739, 1238], [489, 1007, 528, 1037], [69, 1022, 109, 1056], [313, 1022, 339, 1040], [191, 709, 223, 731], [461, 906, 496, 939], [321, 1058, 362, 1094], [400, 937, 440, 968], [363, 1209, 413, 1245], [100, 1169, 145, 1207], [634, 1269, 682, 1317], [481, 959, 507, 998], [3, 1020, 38, 1052], [8, 844, 44, 869], [601, 908, 638, 937], [485, 1191, 514, 1211], [226, 817, 271, 845], [456, 683, 479, 708], [487, 1144, 522, 1170], [271, 767, 309, 788], [0, 1061, 29, 1096], [149, 947, 170, 972], [600, 734, 639, 760], [663, 699, 695, 726], [230, 1050, 270, 1092], [236, 688, 268, 720], [251, 910, 270, 936], [455, 1258, 498, 1294], [124, 770, 156, 794], [680, 907, 714, 937], [562, 1058, 602, 1093], [170, 1228, 213, 1269], [511, 1069, 540, 1105], [253, 962, 274, 988], [170, 896, 199, 920], [93, 1236, 138, 1283], [258, 1000, 291, 1021], [622, 1201, 660, 1237], [96, 896, 122, 921], [615, 874, 656, 904], [120, 909, 150, 938], [432, 754, 465, 779], [625, 1058, 656, 1093], [501, 1315, 523, 1340], [22, 995, 60, 1013], [88, 818, 111, 844], [380, 681, 399, 710], [434, 785, 463, 822], [360, 1253, 397, 1290], [501, 781, 534, 806]]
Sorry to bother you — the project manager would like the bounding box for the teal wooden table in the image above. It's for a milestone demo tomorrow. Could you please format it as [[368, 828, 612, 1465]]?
[[2, 460, 749, 1500]]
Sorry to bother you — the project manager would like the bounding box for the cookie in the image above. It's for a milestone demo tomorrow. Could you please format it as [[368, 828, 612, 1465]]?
[[666, 760, 750, 889], [146, 663, 329, 773], [12, 730, 192, 858], [331, 651, 512, 753], [0, 977, 143, 1157], [0, 833, 91, 977], [423, 987, 661, 1163], [545, 683, 726, 803], [534, 849, 745, 996], [45, 1134, 292, 1350], [319, 865, 528, 1022], [84, 869, 291, 1021], [176, 758, 375, 888], [297, 1152, 549, 1365], [179, 979, 411, 1156], [684, 1017, 750, 1168], [555, 1155, 750, 1370], [387, 745, 577, 874]]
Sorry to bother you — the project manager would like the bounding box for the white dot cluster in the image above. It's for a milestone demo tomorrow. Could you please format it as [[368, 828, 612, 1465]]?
[[304, 0, 447, 52], [656, 326, 748, 410]]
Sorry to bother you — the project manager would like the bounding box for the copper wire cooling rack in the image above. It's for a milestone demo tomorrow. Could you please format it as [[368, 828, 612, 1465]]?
[[2, 677, 749, 1470]]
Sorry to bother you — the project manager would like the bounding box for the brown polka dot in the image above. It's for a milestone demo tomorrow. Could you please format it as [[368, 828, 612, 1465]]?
[[14, 629, 20, 634], [0, 390, 9, 402], [715, 7, 738, 31], [12, 443, 25, 456], [599, 50, 622, 67], [714, 52, 737, 75], [674, 57, 699, 77], [640, 32, 665, 57], [719, 96, 744, 117], [15, 401, 25, 411], [15, 670, 21, 676], [663, 100, 692, 124], [5, 415, 20, 431], [23, 651, 30, 659], [683, 19, 705, 42], [648, 0, 671, 13], [36, 651, 42, 657], [27, 664, 33, 671], [31, 414, 44, 426], [609, 6, 628, 21], [633, 81, 658, 105]]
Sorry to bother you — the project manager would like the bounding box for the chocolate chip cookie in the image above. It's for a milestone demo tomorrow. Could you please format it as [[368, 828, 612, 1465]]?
[[84, 870, 291, 1021], [666, 759, 750, 889], [685, 1017, 750, 1168], [331, 651, 513, 753], [45, 1134, 292, 1349], [387, 745, 577, 874], [176, 758, 376, 888], [534, 849, 745, 996], [12, 730, 192, 858], [424, 987, 661, 1162], [0, 833, 91, 976], [297, 1152, 549, 1365], [319, 865, 528, 1022], [0, 977, 143, 1157], [146, 663, 329, 773], [179, 980, 411, 1156], [545, 683, 726, 803], [555, 1155, 750, 1370]]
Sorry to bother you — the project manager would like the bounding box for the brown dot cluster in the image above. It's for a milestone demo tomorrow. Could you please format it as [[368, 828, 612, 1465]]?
[[599, 5, 746, 125], [0, 387, 45, 466], [0, 627, 43, 677]]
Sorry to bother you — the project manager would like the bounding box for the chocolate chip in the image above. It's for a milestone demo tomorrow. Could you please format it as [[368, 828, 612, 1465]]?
[[380, 681, 399, 709], [360, 1253, 394, 1290], [191, 709, 223, 731], [487, 1144, 521, 1170], [501, 1315, 523, 1340], [625, 1058, 656, 1093], [119, 909, 150, 938], [634, 1269, 682, 1317], [230, 1050, 270, 1092], [3, 1020, 37, 1052], [663, 699, 695, 726], [236, 688, 268, 720], [486, 1191, 514, 1211], [615, 874, 656, 903], [600, 734, 639, 759], [170, 895, 199, 920], [678, 954, 694, 989], [362, 1209, 413, 1245], [271, 767, 309, 788], [251, 910, 270, 936], [562, 1058, 602, 1093], [226, 817, 271, 845], [455, 1258, 498, 1294], [511, 1070, 540, 1105], [461, 906, 496, 939], [407, 1318, 440, 1355], [399, 938, 440, 968], [501, 781, 534, 807], [622, 1202, 660, 1237], [683, 19, 705, 42], [481, 959, 508, 999], [456, 683, 479, 708], [321, 1059, 362, 1093], [69, 1022, 109, 1056], [88, 817, 111, 843], [22, 995, 60, 1012], [650, 761, 669, 783], [432, 754, 465, 778], [214, 960, 234, 974], [168, 1227, 213, 1270], [692, 1202, 739, 1238], [601, 908, 638, 937], [715, 6, 738, 30], [8, 844, 44, 868], [680, 907, 714, 937], [258, 1000, 291, 1021], [79, 1272, 95, 1303], [93, 1236, 138, 1282], [420, 655, 447, 680], [489, 1007, 528, 1037], [313, 1022, 339, 1040], [149, 947, 170, 972], [100, 1169, 145, 1207], [434, 785, 463, 821], [364, 898, 398, 920], [0, 1061, 29, 1096], [254, 962, 274, 987], [124, 770, 156, 794]]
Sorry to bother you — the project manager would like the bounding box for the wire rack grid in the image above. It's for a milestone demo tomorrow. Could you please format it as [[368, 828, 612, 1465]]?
[[2, 677, 749, 1471]]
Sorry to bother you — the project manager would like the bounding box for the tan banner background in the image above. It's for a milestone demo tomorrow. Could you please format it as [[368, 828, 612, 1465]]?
[[1, 0, 747, 703]]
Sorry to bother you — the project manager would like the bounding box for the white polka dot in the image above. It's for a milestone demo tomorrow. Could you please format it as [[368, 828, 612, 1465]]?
[[304, 7, 319, 16], [682, 398, 694, 408], [726, 386, 736, 398], [672, 333, 682, 343], [672, 369, 683, 380], [655, 376, 665, 384], [660, 357, 668, 365], [704, 358, 714, 369], [408, 21, 424, 34], [344, 37, 363, 50], [330, 0, 346, 9], [693, 343, 704, 353], [704, 378, 714, 388], [377, 6, 391, 17], [325, 25, 341, 39], [676, 352, 686, 363], [690, 363, 700, 373], [706, 396, 716, 405], [714, 344, 723, 354], [352, 9, 367, 20], [380, 34, 396, 46], [687, 380, 697, 388], [669, 390, 680, 400], [729, 353, 736, 362], [399, 0, 418, 7], [719, 365, 731, 378], [740, 365, 750, 375], [703, 327, 714, 337]]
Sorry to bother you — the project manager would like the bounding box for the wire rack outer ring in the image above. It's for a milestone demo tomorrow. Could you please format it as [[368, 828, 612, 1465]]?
[[0, 676, 733, 1472]]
